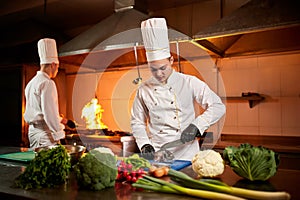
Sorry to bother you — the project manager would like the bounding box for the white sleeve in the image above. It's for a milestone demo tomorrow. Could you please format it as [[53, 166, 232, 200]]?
[[130, 89, 151, 150], [41, 80, 65, 141], [191, 78, 226, 134]]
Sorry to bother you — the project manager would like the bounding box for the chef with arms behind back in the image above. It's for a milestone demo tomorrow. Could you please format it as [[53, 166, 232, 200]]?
[[131, 18, 226, 161], [24, 38, 69, 149]]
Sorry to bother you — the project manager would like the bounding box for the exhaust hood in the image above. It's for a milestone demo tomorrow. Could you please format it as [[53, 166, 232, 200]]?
[[194, 0, 300, 58], [59, 7, 189, 57], [59, 8, 148, 57], [58, 3, 190, 71]]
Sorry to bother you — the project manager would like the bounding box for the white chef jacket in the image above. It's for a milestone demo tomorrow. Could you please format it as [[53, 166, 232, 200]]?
[[131, 70, 225, 160], [24, 71, 65, 148]]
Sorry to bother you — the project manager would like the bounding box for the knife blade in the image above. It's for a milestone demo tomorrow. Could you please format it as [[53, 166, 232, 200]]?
[[159, 139, 184, 151], [154, 139, 184, 162], [160, 131, 208, 150]]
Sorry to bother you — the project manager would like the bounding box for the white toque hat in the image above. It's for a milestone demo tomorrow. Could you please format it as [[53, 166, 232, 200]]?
[[37, 38, 59, 64], [141, 18, 171, 62]]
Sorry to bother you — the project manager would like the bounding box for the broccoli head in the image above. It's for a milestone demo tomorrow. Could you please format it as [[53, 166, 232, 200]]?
[[74, 148, 118, 190]]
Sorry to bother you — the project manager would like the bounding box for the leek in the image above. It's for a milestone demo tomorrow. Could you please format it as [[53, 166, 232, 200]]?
[[168, 169, 290, 200], [133, 175, 246, 200]]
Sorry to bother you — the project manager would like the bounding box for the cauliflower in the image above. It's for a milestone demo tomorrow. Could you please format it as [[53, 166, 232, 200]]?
[[93, 146, 114, 156], [192, 149, 224, 177]]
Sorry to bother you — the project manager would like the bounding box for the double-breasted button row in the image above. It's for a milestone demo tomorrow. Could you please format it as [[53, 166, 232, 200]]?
[[159, 129, 179, 133], [154, 102, 174, 106]]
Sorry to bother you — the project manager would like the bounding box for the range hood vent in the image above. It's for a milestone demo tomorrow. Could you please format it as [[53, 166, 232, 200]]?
[[58, 0, 190, 72], [59, 8, 148, 57], [59, 6, 189, 57], [194, 0, 300, 57]]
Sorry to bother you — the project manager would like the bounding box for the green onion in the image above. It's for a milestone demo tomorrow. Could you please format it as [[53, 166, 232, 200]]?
[[168, 169, 291, 200], [133, 175, 246, 200]]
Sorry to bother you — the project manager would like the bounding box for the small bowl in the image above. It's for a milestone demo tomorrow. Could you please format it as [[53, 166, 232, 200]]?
[[35, 144, 86, 165], [63, 145, 86, 165]]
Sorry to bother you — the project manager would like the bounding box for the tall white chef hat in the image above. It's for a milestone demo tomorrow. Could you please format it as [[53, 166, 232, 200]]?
[[141, 18, 171, 62], [37, 38, 59, 64]]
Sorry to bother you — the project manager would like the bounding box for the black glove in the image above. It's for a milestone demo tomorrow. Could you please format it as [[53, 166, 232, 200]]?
[[140, 144, 155, 160], [180, 124, 200, 143], [66, 120, 76, 128]]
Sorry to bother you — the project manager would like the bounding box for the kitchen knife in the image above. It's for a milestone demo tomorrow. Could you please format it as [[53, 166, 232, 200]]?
[[154, 139, 184, 162], [160, 131, 207, 150], [154, 131, 208, 162], [159, 132, 207, 151], [159, 139, 184, 151]]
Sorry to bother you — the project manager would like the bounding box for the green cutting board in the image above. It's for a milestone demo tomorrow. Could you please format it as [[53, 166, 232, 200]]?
[[0, 151, 35, 162]]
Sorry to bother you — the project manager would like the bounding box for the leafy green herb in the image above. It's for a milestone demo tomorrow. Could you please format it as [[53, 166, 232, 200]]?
[[123, 154, 151, 170], [223, 143, 280, 181], [14, 144, 71, 190]]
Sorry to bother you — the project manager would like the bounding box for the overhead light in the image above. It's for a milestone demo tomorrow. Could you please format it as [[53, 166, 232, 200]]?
[[115, 6, 134, 13]]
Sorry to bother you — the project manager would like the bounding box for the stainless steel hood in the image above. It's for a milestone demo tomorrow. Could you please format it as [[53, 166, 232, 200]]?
[[194, 0, 300, 58], [59, 8, 148, 57], [59, 8, 189, 57], [58, 2, 190, 72]]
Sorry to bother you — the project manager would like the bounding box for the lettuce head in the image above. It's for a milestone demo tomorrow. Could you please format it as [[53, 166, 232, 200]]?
[[223, 143, 280, 181]]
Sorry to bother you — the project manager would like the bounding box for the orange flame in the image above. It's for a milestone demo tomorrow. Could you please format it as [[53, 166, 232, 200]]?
[[81, 98, 108, 129]]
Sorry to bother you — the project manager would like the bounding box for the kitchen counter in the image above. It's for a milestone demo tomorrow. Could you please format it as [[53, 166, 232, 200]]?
[[0, 146, 299, 200]]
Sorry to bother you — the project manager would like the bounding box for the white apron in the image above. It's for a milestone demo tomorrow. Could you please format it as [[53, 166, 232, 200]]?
[[28, 121, 57, 149]]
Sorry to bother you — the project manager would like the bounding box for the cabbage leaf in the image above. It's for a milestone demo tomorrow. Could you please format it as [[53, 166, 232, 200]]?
[[223, 143, 280, 181]]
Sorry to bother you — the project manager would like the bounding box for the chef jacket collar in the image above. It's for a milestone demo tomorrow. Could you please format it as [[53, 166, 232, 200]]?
[[166, 69, 177, 85], [151, 69, 177, 87], [37, 71, 51, 80]]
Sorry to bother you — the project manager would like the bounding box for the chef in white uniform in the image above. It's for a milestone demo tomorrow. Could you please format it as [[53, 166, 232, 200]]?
[[24, 38, 65, 149], [131, 18, 226, 161]]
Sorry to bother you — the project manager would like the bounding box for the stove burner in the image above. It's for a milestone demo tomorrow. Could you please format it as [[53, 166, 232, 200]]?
[[64, 128, 131, 137]]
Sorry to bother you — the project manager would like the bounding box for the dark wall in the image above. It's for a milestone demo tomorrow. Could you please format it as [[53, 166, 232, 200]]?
[[0, 67, 23, 146]]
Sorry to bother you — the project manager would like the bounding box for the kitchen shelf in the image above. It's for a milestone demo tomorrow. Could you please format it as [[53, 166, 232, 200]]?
[[222, 92, 265, 108]]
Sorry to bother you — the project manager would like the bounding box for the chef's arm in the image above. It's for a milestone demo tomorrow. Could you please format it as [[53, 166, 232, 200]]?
[[131, 91, 152, 150], [192, 82, 226, 135], [181, 84, 225, 143], [41, 81, 65, 141]]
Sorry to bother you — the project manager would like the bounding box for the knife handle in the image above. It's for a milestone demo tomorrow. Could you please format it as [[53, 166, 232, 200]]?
[[196, 131, 207, 137]]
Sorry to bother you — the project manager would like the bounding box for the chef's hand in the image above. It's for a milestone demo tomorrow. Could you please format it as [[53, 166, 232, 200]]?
[[60, 116, 76, 128], [66, 120, 76, 128], [180, 124, 200, 143], [140, 144, 155, 160]]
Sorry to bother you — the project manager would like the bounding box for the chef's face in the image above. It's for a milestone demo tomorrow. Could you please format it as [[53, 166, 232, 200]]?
[[51, 62, 59, 78], [149, 57, 174, 84]]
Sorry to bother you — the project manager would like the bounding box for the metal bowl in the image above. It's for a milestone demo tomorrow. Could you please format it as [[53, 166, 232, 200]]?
[[63, 145, 86, 165], [35, 144, 86, 165]]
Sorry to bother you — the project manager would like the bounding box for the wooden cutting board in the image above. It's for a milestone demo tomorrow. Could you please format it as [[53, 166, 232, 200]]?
[[0, 151, 35, 162]]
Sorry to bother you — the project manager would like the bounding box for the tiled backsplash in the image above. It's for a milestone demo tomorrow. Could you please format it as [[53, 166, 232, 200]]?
[[219, 52, 300, 136]]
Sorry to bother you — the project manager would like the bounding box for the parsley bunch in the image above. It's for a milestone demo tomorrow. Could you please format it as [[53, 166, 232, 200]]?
[[15, 144, 71, 190]]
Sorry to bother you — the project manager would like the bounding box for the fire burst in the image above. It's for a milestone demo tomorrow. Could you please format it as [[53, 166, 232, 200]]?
[[81, 98, 108, 129]]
